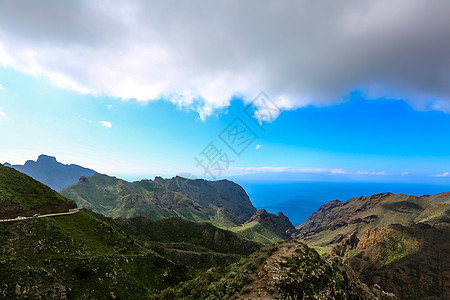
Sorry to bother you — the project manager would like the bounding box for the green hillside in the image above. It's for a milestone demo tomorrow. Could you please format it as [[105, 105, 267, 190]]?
[[0, 209, 261, 298], [61, 174, 239, 227], [111, 216, 261, 256], [0, 164, 76, 218], [151, 241, 381, 299]]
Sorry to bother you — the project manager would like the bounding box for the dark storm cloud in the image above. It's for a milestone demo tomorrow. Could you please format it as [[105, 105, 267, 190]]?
[[1, 0, 450, 117]]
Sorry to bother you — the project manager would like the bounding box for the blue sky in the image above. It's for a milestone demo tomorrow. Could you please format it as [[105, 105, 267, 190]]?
[[1, 1, 450, 185], [2, 65, 450, 185]]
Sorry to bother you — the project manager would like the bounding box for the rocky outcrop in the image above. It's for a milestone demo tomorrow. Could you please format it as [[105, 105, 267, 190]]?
[[245, 209, 295, 239]]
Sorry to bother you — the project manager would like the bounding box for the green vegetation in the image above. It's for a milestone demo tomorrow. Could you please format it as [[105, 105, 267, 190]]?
[[60, 174, 238, 227], [230, 221, 286, 245], [151, 241, 375, 299], [0, 209, 263, 298], [111, 216, 261, 256], [0, 164, 72, 208]]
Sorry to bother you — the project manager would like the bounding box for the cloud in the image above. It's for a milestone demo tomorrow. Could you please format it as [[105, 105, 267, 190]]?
[[0, 83, 4, 90], [231, 166, 347, 174], [99, 121, 112, 128], [401, 172, 409, 176], [255, 144, 261, 150], [356, 170, 385, 175], [0, 107, 5, 117], [1, 1, 450, 118], [431, 172, 450, 177]]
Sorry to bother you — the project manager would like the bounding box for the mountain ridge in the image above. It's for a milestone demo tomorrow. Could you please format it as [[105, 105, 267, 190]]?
[[5, 154, 97, 191]]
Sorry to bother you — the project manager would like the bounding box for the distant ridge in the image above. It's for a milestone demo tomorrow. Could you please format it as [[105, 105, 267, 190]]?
[[5, 154, 97, 191]]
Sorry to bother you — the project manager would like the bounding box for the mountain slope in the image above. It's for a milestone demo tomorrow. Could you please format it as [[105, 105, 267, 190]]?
[[230, 209, 296, 244], [333, 223, 450, 299], [61, 174, 256, 228], [153, 176, 256, 224], [5, 154, 97, 191], [0, 163, 76, 218], [294, 192, 450, 247], [294, 191, 450, 299], [0, 207, 263, 299], [152, 241, 395, 299]]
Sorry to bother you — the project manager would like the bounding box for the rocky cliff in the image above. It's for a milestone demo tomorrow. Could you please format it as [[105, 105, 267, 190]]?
[[332, 223, 450, 299], [294, 192, 450, 246]]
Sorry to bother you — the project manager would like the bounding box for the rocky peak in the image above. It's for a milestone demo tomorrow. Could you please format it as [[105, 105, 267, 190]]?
[[246, 209, 295, 239]]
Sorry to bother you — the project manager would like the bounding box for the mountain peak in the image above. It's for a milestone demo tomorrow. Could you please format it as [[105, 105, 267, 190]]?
[[37, 154, 58, 164]]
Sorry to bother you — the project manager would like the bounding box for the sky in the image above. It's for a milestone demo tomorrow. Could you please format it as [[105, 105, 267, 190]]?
[[1, 0, 450, 185]]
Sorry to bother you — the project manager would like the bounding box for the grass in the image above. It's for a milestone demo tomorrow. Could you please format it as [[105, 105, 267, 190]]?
[[0, 164, 71, 208]]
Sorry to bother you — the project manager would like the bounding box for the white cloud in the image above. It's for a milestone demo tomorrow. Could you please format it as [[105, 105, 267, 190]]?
[[99, 121, 112, 128], [107, 104, 112, 109], [1, 1, 450, 118], [356, 170, 385, 175], [231, 166, 347, 174], [255, 144, 261, 150], [0, 107, 5, 117], [373, 171, 386, 176], [0, 83, 4, 90], [431, 172, 450, 177], [401, 172, 409, 176]]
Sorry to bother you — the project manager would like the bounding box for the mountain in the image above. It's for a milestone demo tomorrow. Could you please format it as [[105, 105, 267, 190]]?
[[0, 207, 264, 299], [61, 174, 257, 227], [153, 176, 257, 224], [333, 223, 450, 299], [294, 191, 450, 299], [152, 241, 395, 299], [5, 154, 97, 191], [0, 163, 76, 218], [230, 209, 296, 244], [294, 192, 450, 247]]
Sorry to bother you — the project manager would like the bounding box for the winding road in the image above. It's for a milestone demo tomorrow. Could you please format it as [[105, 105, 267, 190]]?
[[0, 208, 79, 223]]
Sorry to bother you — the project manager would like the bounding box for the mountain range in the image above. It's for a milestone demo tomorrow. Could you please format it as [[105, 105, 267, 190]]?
[[60, 173, 295, 244], [4, 155, 97, 191], [1, 155, 449, 299]]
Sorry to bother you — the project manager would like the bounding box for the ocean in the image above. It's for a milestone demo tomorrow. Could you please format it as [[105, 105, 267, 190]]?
[[237, 181, 450, 226]]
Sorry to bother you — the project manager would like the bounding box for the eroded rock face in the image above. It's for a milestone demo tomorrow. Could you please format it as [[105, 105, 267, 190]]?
[[332, 223, 450, 300], [331, 232, 359, 256]]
